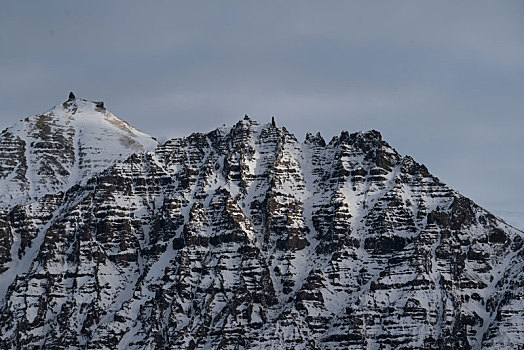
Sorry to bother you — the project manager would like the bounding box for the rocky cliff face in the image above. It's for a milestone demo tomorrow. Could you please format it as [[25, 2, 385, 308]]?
[[0, 113, 523, 349]]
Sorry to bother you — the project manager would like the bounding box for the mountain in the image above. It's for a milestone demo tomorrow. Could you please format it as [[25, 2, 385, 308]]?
[[0, 95, 158, 209], [0, 113, 523, 349]]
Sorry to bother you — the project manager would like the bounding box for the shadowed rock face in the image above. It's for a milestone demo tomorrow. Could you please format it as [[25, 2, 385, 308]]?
[[0, 117, 523, 349]]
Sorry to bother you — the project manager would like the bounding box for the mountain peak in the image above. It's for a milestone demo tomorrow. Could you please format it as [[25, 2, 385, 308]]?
[[58, 97, 105, 115], [0, 96, 158, 208]]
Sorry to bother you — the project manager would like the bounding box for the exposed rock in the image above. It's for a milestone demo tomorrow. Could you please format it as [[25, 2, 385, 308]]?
[[0, 116, 522, 349]]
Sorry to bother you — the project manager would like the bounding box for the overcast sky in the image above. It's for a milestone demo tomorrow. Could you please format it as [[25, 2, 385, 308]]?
[[1, 1, 523, 228]]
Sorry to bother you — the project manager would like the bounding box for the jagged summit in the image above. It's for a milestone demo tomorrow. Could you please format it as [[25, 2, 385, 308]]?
[[0, 95, 158, 208], [0, 113, 523, 349]]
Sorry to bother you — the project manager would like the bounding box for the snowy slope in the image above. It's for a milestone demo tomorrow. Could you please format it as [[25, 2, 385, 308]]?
[[0, 116, 523, 349], [0, 96, 158, 209]]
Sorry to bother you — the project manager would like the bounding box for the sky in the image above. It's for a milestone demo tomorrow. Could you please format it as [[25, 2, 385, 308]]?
[[0, 1, 523, 229]]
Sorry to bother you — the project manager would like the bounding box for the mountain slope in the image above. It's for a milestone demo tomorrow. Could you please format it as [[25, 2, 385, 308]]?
[[0, 117, 522, 349], [0, 95, 158, 209]]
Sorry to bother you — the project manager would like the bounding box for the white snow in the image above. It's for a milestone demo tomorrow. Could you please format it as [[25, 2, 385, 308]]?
[[0, 98, 158, 209]]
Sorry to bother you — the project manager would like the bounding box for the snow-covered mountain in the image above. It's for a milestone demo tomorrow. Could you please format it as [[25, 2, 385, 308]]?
[[0, 94, 158, 209], [0, 111, 523, 349]]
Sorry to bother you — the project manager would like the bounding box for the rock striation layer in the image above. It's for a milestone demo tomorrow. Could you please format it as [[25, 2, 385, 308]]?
[[0, 114, 523, 349]]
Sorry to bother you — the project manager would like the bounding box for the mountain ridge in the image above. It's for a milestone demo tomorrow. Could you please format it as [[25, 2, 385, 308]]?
[[0, 99, 523, 349]]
